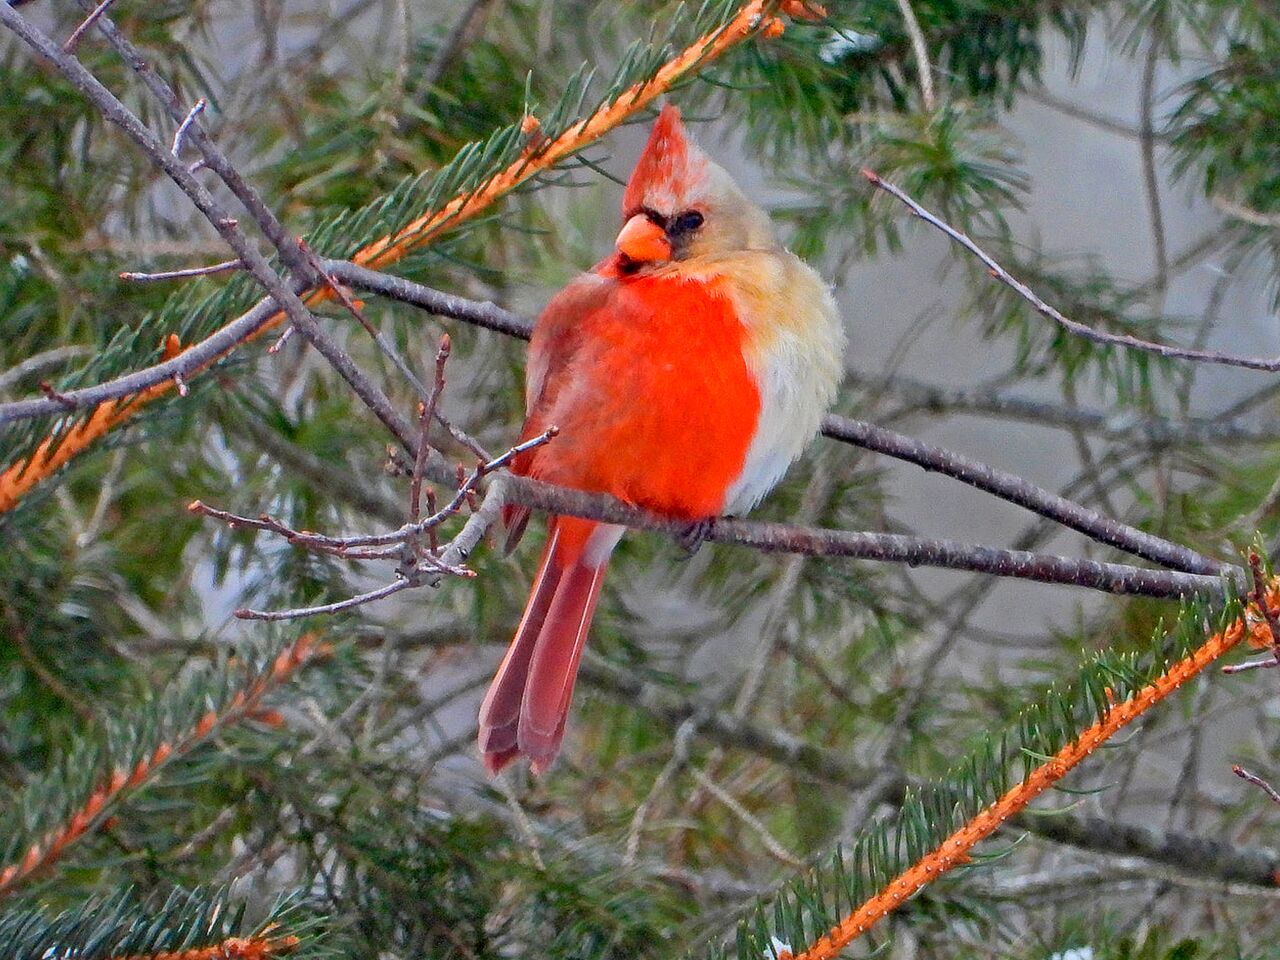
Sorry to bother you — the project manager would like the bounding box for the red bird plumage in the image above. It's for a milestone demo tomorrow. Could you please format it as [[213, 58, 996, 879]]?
[[479, 106, 845, 773]]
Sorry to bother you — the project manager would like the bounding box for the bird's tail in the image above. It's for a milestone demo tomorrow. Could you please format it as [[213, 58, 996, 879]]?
[[478, 516, 621, 774]]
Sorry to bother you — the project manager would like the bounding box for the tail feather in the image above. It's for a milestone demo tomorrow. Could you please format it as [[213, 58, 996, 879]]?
[[478, 517, 620, 774], [519, 558, 608, 772], [478, 526, 564, 769]]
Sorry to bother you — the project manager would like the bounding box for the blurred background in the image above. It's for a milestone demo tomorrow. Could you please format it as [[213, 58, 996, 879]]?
[[2, 1, 1278, 957]]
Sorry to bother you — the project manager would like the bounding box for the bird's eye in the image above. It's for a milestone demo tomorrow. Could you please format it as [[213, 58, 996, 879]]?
[[672, 210, 704, 233]]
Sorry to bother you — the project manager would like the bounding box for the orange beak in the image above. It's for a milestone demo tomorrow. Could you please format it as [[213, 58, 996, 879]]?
[[615, 214, 671, 263]]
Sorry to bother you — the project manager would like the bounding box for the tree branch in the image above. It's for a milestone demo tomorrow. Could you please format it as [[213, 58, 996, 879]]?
[[500, 473, 1231, 600], [780, 592, 1269, 959], [820, 415, 1230, 577], [578, 658, 1280, 890], [0, 633, 322, 898], [863, 168, 1280, 372]]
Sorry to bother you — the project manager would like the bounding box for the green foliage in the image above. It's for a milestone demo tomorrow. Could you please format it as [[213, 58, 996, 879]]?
[[0, 630, 314, 887], [714, 588, 1242, 960], [0, 886, 326, 960]]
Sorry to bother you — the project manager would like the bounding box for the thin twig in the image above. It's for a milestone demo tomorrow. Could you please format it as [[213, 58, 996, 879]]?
[[191, 429, 555, 554], [171, 98, 207, 156], [411, 334, 451, 525], [891, 0, 935, 111], [863, 168, 1280, 372], [1139, 32, 1169, 299], [853, 367, 1280, 446], [61, 0, 117, 52], [821, 415, 1230, 577], [234, 579, 416, 622], [119, 258, 243, 282], [38, 380, 77, 410], [1221, 657, 1280, 675], [418, 0, 500, 92], [688, 766, 804, 868], [623, 718, 699, 866], [2, 598, 95, 721], [0, 346, 91, 394], [1212, 195, 1280, 228], [1233, 765, 1280, 806]]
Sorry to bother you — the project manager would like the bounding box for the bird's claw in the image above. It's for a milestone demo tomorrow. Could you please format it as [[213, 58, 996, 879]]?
[[676, 517, 717, 557]]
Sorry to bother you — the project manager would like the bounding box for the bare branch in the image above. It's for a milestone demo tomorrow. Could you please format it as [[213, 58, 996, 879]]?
[[1221, 657, 1280, 675], [234, 579, 415, 622], [61, 0, 117, 53], [863, 168, 1280, 372], [821, 415, 1231, 577], [171, 98, 207, 156], [119, 258, 243, 282], [0, 346, 91, 394], [1233, 765, 1280, 806], [326, 259, 533, 340], [500, 475, 1231, 599], [853, 368, 1280, 446], [892, 0, 935, 111], [411, 335, 452, 525], [1212, 195, 1280, 228]]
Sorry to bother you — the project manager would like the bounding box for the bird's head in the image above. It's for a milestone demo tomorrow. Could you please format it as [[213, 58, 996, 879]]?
[[613, 104, 774, 270]]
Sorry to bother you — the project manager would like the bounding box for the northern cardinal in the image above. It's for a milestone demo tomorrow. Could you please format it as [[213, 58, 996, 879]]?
[[478, 105, 845, 774]]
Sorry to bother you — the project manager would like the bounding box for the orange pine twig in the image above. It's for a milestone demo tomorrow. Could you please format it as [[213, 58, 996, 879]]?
[[0, 633, 323, 898], [781, 591, 1269, 960], [0, 0, 790, 516], [106, 931, 300, 960], [351, 0, 778, 271], [0, 335, 187, 513]]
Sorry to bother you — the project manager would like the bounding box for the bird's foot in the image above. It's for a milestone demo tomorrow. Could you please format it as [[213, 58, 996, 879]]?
[[676, 517, 717, 558]]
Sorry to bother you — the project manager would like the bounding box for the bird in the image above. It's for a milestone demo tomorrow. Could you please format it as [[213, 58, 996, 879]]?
[[478, 104, 845, 774]]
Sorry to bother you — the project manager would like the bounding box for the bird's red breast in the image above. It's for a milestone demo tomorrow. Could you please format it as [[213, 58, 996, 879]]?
[[511, 261, 761, 521]]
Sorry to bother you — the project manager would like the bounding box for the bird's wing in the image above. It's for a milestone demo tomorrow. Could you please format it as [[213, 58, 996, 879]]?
[[503, 272, 621, 551]]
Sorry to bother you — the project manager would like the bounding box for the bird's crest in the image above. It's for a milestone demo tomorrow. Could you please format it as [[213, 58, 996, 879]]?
[[622, 104, 707, 214]]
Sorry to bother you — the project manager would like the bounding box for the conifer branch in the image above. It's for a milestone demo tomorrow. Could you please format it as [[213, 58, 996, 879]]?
[[766, 586, 1267, 960], [0, 887, 313, 960], [0, 0, 788, 513], [105, 931, 301, 960], [0, 633, 322, 898], [348, 0, 780, 271], [0, 334, 191, 512], [579, 657, 1280, 890]]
